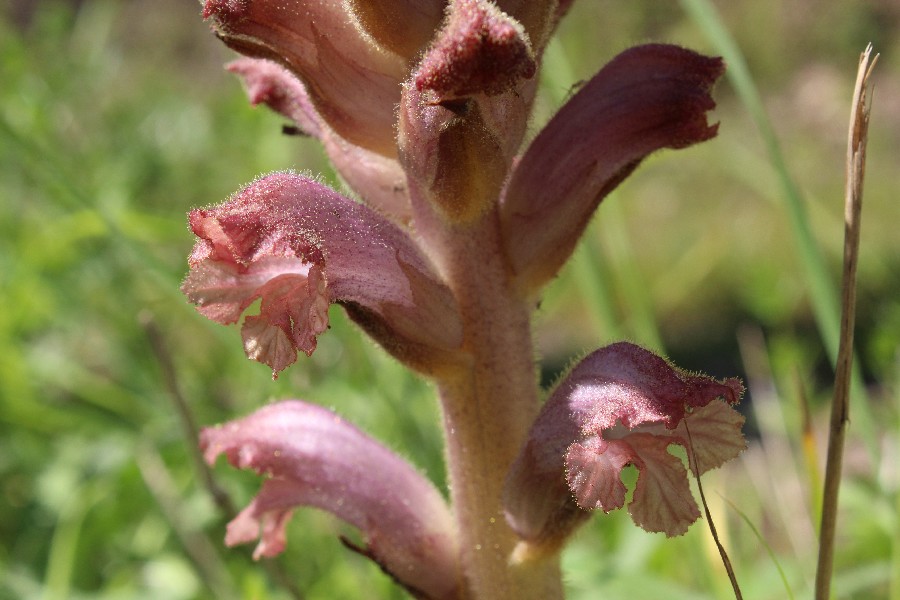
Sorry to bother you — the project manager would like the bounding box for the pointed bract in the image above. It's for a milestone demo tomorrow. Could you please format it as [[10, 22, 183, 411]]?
[[504, 342, 744, 550], [493, 0, 556, 53], [500, 44, 724, 293], [414, 0, 536, 103], [182, 173, 463, 375], [201, 400, 461, 599]]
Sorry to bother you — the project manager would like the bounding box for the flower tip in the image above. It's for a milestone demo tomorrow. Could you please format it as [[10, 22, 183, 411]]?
[[415, 0, 536, 101], [202, 0, 247, 21], [226, 60, 275, 108], [198, 428, 221, 466], [723, 377, 745, 403]]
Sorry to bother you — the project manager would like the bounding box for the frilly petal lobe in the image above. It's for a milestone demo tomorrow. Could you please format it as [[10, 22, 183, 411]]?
[[182, 173, 463, 375], [182, 256, 328, 374]]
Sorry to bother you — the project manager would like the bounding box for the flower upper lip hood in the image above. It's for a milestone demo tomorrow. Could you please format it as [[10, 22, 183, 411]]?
[[201, 0, 442, 155], [500, 44, 725, 294]]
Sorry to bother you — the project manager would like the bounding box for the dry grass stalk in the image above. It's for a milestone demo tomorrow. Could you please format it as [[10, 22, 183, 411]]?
[[814, 44, 878, 599]]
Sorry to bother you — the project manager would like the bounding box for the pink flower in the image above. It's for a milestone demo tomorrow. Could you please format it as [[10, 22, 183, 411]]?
[[500, 45, 724, 293], [201, 400, 461, 599], [504, 342, 745, 549], [181, 173, 463, 376]]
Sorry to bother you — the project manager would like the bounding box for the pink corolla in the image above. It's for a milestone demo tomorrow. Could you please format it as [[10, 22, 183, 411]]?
[[504, 342, 745, 554], [186, 0, 742, 597], [201, 400, 461, 599], [181, 173, 463, 376]]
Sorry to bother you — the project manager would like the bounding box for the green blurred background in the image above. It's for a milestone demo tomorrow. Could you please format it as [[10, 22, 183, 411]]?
[[1, 1, 898, 598]]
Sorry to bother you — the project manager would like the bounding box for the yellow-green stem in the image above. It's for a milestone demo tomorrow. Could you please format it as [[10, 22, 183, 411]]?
[[429, 214, 563, 599]]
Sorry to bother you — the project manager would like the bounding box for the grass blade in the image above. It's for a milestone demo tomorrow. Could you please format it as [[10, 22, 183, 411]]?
[[721, 495, 796, 600], [679, 0, 878, 463]]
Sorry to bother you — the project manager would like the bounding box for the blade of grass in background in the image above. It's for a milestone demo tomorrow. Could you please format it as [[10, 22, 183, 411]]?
[[571, 241, 624, 341], [41, 484, 102, 600], [598, 199, 665, 350], [893, 364, 900, 600], [722, 495, 796, 600], [679, 0, 879, 464]]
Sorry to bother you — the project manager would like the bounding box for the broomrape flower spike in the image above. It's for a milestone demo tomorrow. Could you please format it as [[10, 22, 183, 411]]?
[[187, 0, 744, 598]]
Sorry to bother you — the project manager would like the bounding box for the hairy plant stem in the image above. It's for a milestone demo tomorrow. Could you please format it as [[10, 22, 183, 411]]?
[[426, 213, 563, 599]]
